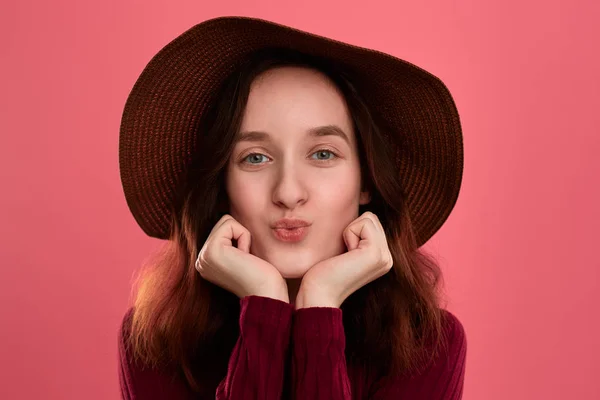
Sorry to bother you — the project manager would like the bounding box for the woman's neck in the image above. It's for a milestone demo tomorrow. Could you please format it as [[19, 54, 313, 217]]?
[[286, 278, 302, 306]]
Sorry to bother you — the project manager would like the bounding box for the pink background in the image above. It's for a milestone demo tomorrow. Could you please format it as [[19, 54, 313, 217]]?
[[1, 0, 598, 399]]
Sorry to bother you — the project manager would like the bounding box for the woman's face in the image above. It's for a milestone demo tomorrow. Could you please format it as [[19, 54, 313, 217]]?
[[226, 66, 370, 279]]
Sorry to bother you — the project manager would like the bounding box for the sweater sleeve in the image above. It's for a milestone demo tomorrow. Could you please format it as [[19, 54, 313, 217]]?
[[118, 295, 294, 400], [368, 309, 468, 400], [290, 306, 352, 400], [215, 295, 294, 400]]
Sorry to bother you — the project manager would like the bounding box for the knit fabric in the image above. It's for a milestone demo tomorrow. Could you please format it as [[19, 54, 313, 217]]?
[[118, 295, 466, 399]]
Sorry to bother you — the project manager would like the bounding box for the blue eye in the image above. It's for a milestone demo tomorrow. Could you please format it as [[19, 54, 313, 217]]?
[[311, 150, 335, 160], [244, 154, 269, 164], [241, 149, 338, 166]]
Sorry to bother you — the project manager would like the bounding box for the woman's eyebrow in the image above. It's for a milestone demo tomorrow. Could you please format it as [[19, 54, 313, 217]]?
[[236, 125, 350, 145], [307, 125, 350, 145]]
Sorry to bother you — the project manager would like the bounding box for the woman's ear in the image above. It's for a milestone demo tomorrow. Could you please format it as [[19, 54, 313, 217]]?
[[359, 190, 371, 205]]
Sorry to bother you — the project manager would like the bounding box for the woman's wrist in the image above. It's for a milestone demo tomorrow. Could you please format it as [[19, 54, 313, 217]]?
[[255, 280, 290, 303], [295, 283, 340, 309]]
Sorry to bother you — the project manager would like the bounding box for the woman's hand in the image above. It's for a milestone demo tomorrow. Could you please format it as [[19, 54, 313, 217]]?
[[296, 211, 393, 309], [196, 214, 289, 302]]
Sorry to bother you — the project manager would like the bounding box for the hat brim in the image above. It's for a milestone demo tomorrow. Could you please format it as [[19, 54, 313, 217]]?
[[119, 16, 463, 246]]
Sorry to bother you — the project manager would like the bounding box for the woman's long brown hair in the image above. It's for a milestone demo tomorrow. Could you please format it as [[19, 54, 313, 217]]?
[[125, 48, 450, 395]]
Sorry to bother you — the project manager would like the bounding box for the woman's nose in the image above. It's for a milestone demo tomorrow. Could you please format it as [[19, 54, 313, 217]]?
[[271, 165, 308, 209]]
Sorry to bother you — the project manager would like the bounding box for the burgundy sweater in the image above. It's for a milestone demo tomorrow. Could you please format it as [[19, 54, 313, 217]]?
[[118, 296, 467, 399]]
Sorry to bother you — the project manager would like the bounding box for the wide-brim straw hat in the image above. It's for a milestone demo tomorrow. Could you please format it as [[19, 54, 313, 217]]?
[[119, 16, 463, 247]]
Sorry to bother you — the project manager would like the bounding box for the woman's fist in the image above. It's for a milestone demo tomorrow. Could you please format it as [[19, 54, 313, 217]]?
[[195, 215, 289, 302]]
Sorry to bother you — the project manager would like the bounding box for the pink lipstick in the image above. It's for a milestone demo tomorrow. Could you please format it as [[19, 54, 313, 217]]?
[[271, 218, 311, 243]]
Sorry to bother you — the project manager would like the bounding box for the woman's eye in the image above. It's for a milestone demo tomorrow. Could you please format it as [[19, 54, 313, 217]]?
[[244, 154, 269, 164], [311, 150, 336, 161], [242, 149, 337, 166]]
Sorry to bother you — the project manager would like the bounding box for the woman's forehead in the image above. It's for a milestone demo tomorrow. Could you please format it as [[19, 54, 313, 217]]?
[[239, 67, 355, 144]]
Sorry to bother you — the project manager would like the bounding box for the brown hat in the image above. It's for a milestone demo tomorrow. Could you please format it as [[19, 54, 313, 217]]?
[[119, 16, 463, 247]]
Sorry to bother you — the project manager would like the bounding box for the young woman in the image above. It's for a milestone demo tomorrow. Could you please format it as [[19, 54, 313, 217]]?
[[118, 16, 466, 399]]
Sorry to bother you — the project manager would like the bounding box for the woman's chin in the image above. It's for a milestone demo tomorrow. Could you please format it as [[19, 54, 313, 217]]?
[[252, 245, 332, 280], [265, 253, 316, 279], [271, 262, 312, 279], [277, 267, 309, 279]]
